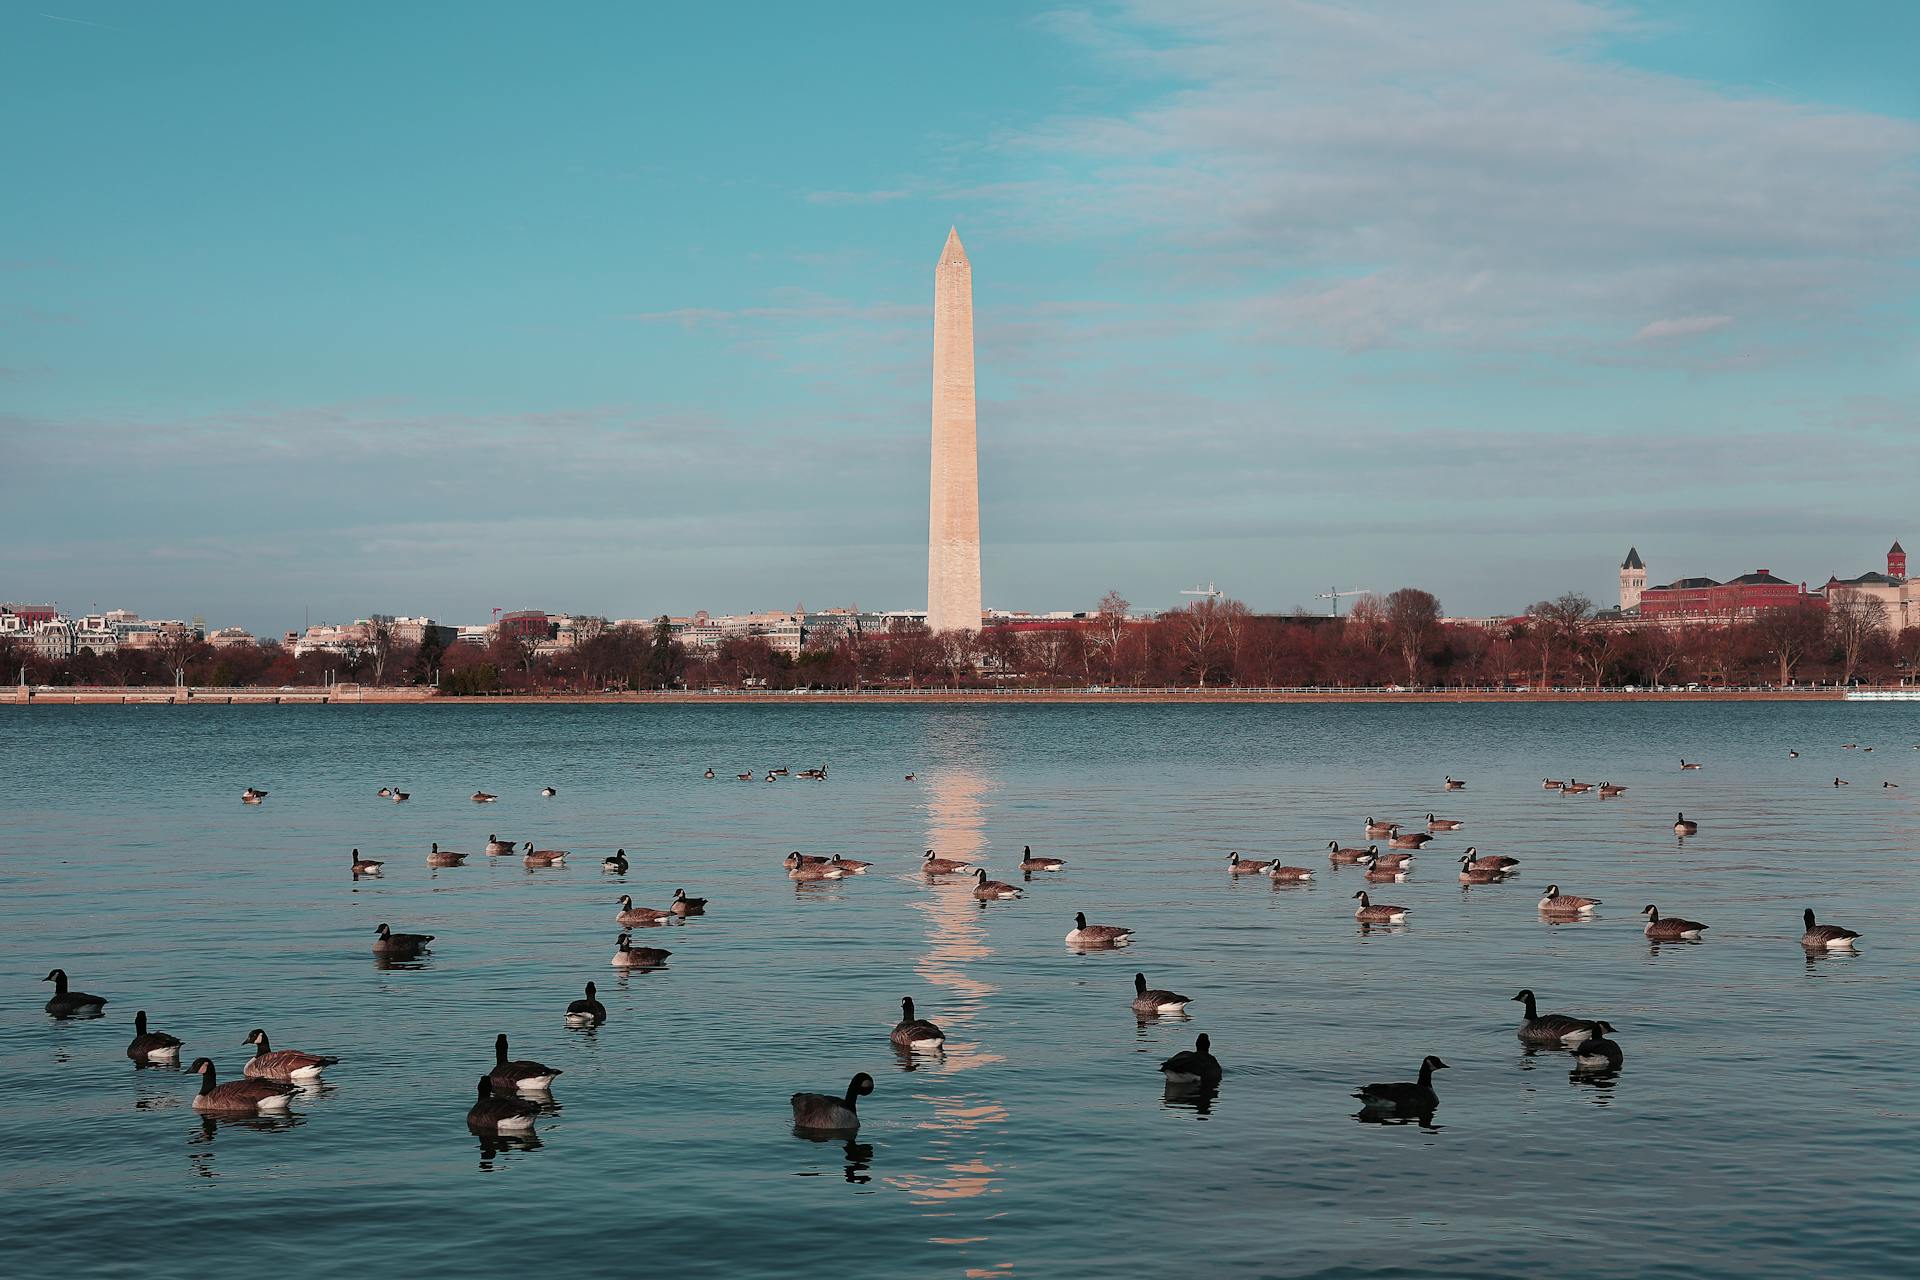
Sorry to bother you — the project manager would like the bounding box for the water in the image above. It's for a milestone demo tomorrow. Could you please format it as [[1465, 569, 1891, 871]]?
[[3, 703, 1916, 1278]]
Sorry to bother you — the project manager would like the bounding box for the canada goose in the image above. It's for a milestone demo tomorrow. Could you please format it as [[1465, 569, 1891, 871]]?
[[1884, 782, 1901, 789], [1570, 1021, 1623, 1071], [43, 969, 107, 1016], [1328, 841, 1372, 864], [1351, 890, 1410, 923], [1370, 849, 1416, 869], [602, 849, 629, 874], [521, 842, 567, 867], [1354, 1056, 1448, 1110], [540, 787, 556, 798], [1458, 855, 1506, 884], [788, 860, 845, 881], [1787, 750, 1798, 758], [378, 787, 393, 798], [1426, 814, 1464, 831], [242, 1029, 340, 1083], [489, 1033, 561, 1093], [1444, 776, 1466, 791], [890, 997, 945, 1049], [472, 791, 498, 803], [127, 1011, 182, 1063], [485, 834, 515, 856], [784, 851, 832, 867], [703, 769, 716, 779], [1159, 1034, 1221, 1086], [188, 1058, 294, 1114], [373, 923, 434, 956], [1512, 989, 1599, 1045], [1561, 780, 1594, 795], [1863, 746, 1874, 753], [428, 842, 467, 867], [1019, 845, 1065, 872], [1538, 885, 1601, 915], [566, 982, 607, 1026], [671, 889, 708, 915], [1388, 831, 1432, 850], [1267, 864, 1313, 882], [1131, 972, 1191, 1016], [1227, 852, 1276, 875], [1801, 908, 1861, 951], [921, 850, 972, 874], [790, 1072, 872, 1132], [1834, 777, 1850, 787], [1841, 743, 1858, 750], [903, 773, 916, 782], [611, 933, 671, 967], [390, 790, 409, 803], [1066, 911, 1133, 945], [1542, 778, 1566, 790], [1364, 817, 1399, 837], [826, 856, 871, 875], [1598, 783, 1627, 798], [1361, 853, 1408, 883], [1461, 846, 1519, 871], [1642, 905, 1708, 941], [764, 772, 777, 783], [1680, 759, 1702, 770], [771, 768, 789, 777], [466, 1076, 538, 1132], [616, 895, 672, 926], [241, 787, 267, 804], [737, 772, 753, 781], [350, 848, 384, 878], [1673, 813, 1698, 835], [973, 869, 1022, 900]]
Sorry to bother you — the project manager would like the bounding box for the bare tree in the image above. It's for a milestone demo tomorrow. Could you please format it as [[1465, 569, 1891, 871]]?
[[368, 618, 396, 686], [1637, 624, 1690, 688], [1344, 594, 1389, 655], [1577, 624, 1627, 689], [1095, 590, 1130, 684], [1384, 588, 1442, 687], [1752, 600, 1827, 686], [155, 627, 198, 687], [1828, 589, 1888, 685], [1179, 598, 1227, 686], [1525, 593, 1592, 687]]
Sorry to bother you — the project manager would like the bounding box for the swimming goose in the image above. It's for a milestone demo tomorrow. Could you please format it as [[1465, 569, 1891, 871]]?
[[540, 787, 556, 798], [602, 849, 629, 874], [521, 842, 567, 867], [241, 787, 268, 804], [890, 997, 945, 1050], [1598, 783, 1627, 798], [737, 772, 754, 781], [472, 791, 498, 803], [1362, 854, 1409, 883], [611, 933, 672, 967], [973, 869, 1022, 900], [1457, 855, 1507, 884], [703, 769, 716, 779], [565, 982, 607, 1026], [242, 1029, 340, 1083], [127, 1011, 183, 1063], [1328, 841, 1373, 864], [1680, 759, 1702, 770], [1570, 1021, 1623, 1071], [1354, 1056, 1448, 1110], [1370, 849, 1416, 869], [1834, 777, 1849, 787], [671, 889, 708, 915], [1538, 885, 1601, 915], [1159, 1035, 1222, 1087], [466, 1076, 538, 1132], [1841, 743, 1858, 750], [373, 923, 434, 957], [1019, 845, 1066, 872], [489, 1033, 561, 1093], [1351, 891, 1410, 924], [1227, 852, 1276, 875], [616, 895, 673, 926], [1388, 831, 1433, 850], [921, 850, 973, 874], [1801, 909, 1861, 950], [826, 856, 871, 875], [771, 768, 789, 777], [43, 969, 107, 1016], [1066, 911, 1133, 945], [1673, 813, 1698, 835], [904, 773, 917, 782], [1512, 989, 1599, 1045], [1426, 814, 1464, 831], [1642, 905, 1708, 941], [1787, 750, 1798, 758], [1444, 776, 1466, 791], [1131, 972, 1191, 1016], [1884, 781, 1900, 789], [1542, 778, 1566, 790], [427, 842, 467, 867], [789, 861, 845, 882], [350, 848, 384, 878], [790, 1072, 872, 1132], [1364, 818, 1399, 837], [1460, 846, 1519, 871], [188, 1058, 294, 1114], [784, 852, 831, 868], [1267, 863, 1314, 882], [390, 790, 410, 803], [378, 787, 393, 798], [486, 834, 516, 856], [1561, 780, 1594, 795]]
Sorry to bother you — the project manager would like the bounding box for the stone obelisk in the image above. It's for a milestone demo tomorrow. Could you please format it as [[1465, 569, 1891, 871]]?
[[927, 227, 981, 634]]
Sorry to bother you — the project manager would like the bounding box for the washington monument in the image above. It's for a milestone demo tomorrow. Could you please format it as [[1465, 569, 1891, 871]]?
[[927, 227, 982, 634]]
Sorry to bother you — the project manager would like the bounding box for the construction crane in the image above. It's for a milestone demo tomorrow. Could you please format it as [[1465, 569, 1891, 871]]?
[[1180, 581, 1224, 603], [1316, 587, 1371, 617]]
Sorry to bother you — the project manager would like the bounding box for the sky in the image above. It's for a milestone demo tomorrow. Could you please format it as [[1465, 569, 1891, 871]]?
[[3, 0, 1917, 633]]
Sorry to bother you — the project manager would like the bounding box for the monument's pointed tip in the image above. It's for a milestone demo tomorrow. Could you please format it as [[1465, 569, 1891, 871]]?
[[940, 226, 967, 263]]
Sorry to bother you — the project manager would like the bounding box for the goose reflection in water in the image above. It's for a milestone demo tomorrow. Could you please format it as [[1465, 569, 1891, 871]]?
[[187, 1111, 302, 1176], [793, 1131, 875, 1184], [475, 1129, 544, 1168], [1569, 1067, 1621, 1101], [1352, 1105, 1441, 1132], [1161, 1080, 1220, 1117]]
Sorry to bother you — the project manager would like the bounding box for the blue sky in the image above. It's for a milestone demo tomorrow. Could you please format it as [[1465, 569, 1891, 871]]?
[[4, 0, 1916, 632]]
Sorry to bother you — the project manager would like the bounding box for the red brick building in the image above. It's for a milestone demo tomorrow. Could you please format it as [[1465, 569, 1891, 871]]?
[[1637, 569, 1821, 623]]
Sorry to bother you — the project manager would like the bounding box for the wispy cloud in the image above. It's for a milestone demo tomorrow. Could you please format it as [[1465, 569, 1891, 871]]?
[[1635, 314, 1734, 341]]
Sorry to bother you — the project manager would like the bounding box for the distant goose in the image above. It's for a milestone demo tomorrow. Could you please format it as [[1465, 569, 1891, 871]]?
[[1570, 1021, 1624, 1071], [373, 923, 434, 957], [43, 969, 106, 1016], [973, 869, 1022, 900], [1512, 988, 1599, 1045], [1426, 814, 1464, 831], [1354, 1055, 1448, 1111], [1642, 904, 1708, 941], [611, 933, 671, 967], [1444, 776, 1466, 791], [1364, 818, 1399, 837], [921, 850, 972, 874], [1884, 781, 1900, 789], [1597, 783, 1627, 798], [1370, 849, 1416, 869], [826, 856, 871, 875], [703, 769, 716, 779], [1159, 1034, 1221, 1087], [127, 1011, 183, 1063], [1362, 853, 1408, 883], [737, 772, 753, 781], [243, 1028, 339, 1083], [1461, 846, 1520, 871], [671, 888, 708, 915], [540, 787, 556, 798], [521, 842, 567, 867], [485, 834, 516, 856], [1328, 841, 1373, 864], [427, 842, 467, 867], [602, 849, 629, 874], [1862, 746, 1874, 753], [1679, 759, 1703, 770], [904, 773, 917, 782], [890, 997, 945, 1050], [1227, 852, 1276, 875], [1801, 908, 1861, 951], [390, 790, 410, 803], [1458, 855, 1507, 884], [565, 982, 607, 1026], [1561, 780, 1594, 795], [1834, 777, 1850, 787], [616, 895, 672, 926], [789, 860, 846, 881], [1542, 778, 1566, 790], [1066, 911, 1132, 946], [1841, 743, 1859, 750], [764, 772, 777, 783], [1019, 845, 1066, 873], [1673, 813, 1698, 835], [1131, 971, 1191, 1016], [350, 848, 384, 878], [472, 791, 498, 803], [1538, 885, 1601, 915], [1787, 750, 1799, 758], [785, 852, 832, 867], [241, 787, 268, 804], [1388, 831, 1432, 850], [489, 1033, 561, 1093], [1267, 863, 1313, 882], [378, 787, 393, 798], [790, 1072, 872, 1132], [188, 1058, 294, 1114], [1351, 890, 1409, 924], [466, 1076, 538, 1132]]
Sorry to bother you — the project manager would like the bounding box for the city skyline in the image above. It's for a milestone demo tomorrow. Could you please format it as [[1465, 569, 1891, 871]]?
[[5, 2, 1918, 635]]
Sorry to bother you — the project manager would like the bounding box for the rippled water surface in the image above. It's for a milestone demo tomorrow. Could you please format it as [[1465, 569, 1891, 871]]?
[[3, 703, 1917, 1278]]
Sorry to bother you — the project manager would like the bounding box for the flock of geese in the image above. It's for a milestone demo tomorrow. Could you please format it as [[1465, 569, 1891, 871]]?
[[39, 751, 1873, 1140]]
